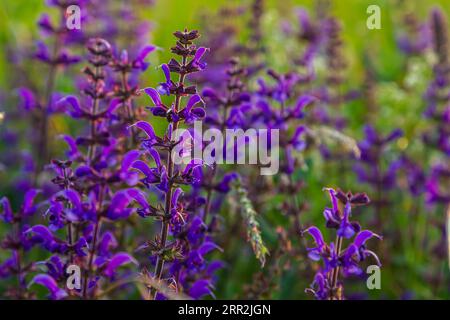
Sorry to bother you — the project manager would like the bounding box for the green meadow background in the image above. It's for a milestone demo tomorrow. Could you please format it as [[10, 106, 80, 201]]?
[[1, 0, 450, 87]]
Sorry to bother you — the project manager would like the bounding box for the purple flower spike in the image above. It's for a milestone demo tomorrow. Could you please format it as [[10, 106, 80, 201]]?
[[305, 187, 378, 300]]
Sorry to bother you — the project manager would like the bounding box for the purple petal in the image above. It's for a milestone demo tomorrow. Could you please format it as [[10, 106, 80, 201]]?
[[29, 274, 68, 300], [294, 95, 316, 114], [161, 63, 171, 82], [130, 121, 156, 140], [103, 252, 138, 277], [109, 191, 132, 213], [106, 98, 122, 114], [186, 94, 203, 111], [22, 189, 40, 215], [150, 106, 168, 117], [0, 197, 14, 223], [143, 87, 162, 106], [131, 160, 153, 177], [99, 232, 118, 255], [59, 134, 79, 157], [191, 107, 206, 119], [199, 241, 221, 256], [25, 225, 55, 245], [57, 96, 84, 117], [126, 188, 149, 209], [171, 188, 183, 210], [193, 47, 208, 64], [202, 87, 219, 100], [364, 125, 378, 143], [60, 189, 82, 211], [136, 45, 156, 62], [303, 226, 325, 247], [75, 165, 93, 177], [324, 188, 339, 213], [120, 50, 129, 64], [17, 87, 36, 110], [148, 148, 162, 169], [122, 150, 141, 172], [189, 279, 214, 299], [385, 128, 403, 143], [354, 230, 382, 248]]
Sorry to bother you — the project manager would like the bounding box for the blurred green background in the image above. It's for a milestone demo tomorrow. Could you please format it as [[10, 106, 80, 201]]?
[[1, 0, 450, 87]]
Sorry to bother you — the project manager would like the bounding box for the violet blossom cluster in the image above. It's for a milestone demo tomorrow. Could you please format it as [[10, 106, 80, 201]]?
[[128, 29, 221, 299], [303, 188, 381, 300], [20, 37, 154, 300]]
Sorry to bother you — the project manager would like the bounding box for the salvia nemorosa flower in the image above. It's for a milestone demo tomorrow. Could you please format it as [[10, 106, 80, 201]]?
[[22, 37, 149, 300], [303, 187, 381, 300], [128, 29, 220, 299]]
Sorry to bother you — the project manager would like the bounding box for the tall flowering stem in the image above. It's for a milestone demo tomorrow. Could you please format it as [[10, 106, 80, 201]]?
[[303, 188, 381, 300], [153, 39, 186, 294], [131, 29, 208, 299], [81, 39, 113, 298]]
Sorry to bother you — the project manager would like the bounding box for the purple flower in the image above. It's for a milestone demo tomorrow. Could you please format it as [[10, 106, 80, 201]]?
[[102, 252, 138, 278], [304, 187, 379, 300], [29, 274, 68, 300]]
